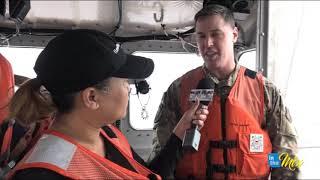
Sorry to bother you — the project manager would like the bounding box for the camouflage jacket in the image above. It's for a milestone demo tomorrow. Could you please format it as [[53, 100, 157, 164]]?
[[150, 64, 299, 179]]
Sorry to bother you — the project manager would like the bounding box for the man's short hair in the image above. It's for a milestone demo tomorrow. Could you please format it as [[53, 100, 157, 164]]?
[[194, 4, 235, 28]]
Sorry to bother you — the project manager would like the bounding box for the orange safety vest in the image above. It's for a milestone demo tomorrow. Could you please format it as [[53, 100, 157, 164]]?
[[0, 54, 14, 124], [9, 125, 161, 180], [0, 117, 53, 166], [175, 66, 271, 179]]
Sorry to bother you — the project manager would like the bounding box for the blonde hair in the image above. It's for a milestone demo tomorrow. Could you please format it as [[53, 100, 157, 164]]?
[[8, 78, 56, 125]]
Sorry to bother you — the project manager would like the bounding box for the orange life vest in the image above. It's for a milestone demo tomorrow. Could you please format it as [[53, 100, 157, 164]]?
[[175, 66, 271, 179], [0, 117, 53, 166], [0, 54, 14, 124], [9, 125, 161, 180]]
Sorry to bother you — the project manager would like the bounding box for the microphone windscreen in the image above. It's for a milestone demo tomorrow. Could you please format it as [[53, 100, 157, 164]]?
[[196, 77, 215, 89]]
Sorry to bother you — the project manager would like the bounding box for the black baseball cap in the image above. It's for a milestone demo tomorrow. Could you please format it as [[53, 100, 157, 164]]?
[[34, 29, 154, 95]]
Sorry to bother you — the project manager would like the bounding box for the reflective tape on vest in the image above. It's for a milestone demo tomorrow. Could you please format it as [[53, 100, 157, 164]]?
[[25, 134, 76, 170]]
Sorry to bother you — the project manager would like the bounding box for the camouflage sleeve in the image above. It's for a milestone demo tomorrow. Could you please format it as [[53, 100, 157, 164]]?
[[263, 78, 300, 179], [148, 78, 183, 162]]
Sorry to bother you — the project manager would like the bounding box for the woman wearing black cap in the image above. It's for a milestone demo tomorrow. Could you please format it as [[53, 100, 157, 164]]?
[[7, 29, 208, 180]]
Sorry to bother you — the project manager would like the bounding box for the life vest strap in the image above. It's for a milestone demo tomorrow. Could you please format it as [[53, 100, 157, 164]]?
[[209, 140, 237, 149], [207, 164, 236, 176]]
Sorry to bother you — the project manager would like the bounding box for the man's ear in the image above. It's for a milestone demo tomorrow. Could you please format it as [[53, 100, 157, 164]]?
[[232, 26, 239, 43], [81, 87, 99, 110]]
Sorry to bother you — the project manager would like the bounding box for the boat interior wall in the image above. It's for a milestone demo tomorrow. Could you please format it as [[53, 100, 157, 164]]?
[[1, 0, 257, 49]]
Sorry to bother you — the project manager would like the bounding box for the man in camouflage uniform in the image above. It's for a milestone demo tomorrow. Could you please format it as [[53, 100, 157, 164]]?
[[150, 4, 299, 180]]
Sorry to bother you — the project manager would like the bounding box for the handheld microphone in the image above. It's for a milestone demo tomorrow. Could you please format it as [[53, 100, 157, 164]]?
[[182, 77, 214, 151]]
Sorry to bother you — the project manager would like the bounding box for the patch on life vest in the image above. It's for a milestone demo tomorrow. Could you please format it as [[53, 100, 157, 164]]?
[[249, 134, 263, 152]]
